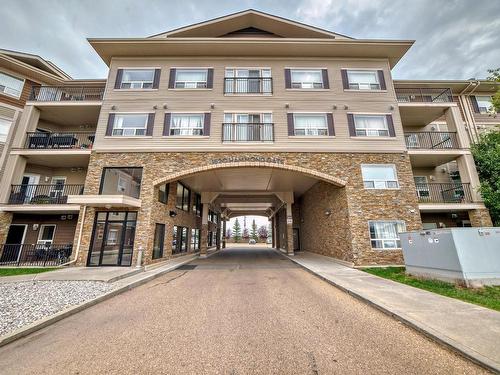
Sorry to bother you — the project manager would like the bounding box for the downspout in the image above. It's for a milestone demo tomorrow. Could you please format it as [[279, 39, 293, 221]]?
[[60, 204, 86, 266], [459, 80, 481, 143]]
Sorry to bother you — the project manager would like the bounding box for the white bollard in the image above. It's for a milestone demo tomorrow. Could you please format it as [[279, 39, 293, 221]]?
[[136, 246, 143, 268]]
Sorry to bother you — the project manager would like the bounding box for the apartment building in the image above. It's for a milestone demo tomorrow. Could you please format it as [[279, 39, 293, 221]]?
[[0, 10, 497, 268]]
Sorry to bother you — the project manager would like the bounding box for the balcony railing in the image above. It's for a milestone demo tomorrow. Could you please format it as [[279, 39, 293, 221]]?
[[224, 78, 273, 94], [404, 132, 460, 149], [222, 123, 274, 142], [396, 88, 453, 103], [30, 86, 105, 102], [0, 244, 72, 266], [8, 184, 84, 205], [415, 183, 473, 203], [24, 132, 95, 149]]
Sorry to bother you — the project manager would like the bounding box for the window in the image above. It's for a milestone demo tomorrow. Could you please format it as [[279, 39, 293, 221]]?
[[37, 224, 56, 245], [0, 71, 24, 98], [120, 69, 155, 89], [224, 68, 272, 94], [100, 168, 143, 199], [293, 114, 328, 136], [192, 193, 201, 216], [153, 224, 165, 259], [158, 183, 169, 204], [176, 183, 190, 211], [0, 118, 12, 142], [172, 226, 188, 254], [208, 210, 218, 224], [361, 165, 399, 189], [354, 115, 389, 137], [414, 176, 430, 198], [223, 113, 273, 142], [290, 69, 323, 89], [191, 228, 200, 251], [347, 70, 380, 90], [369, 221, 406, 250], [112, 114, 148, 136], [170, 114, 204, 136], [49, 176, 66, 198], [175, 69, 208, 88], [476, 96, 493, 114]]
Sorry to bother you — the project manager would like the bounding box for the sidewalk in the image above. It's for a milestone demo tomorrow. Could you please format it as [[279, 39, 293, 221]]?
[[285, 251, 500, 373]]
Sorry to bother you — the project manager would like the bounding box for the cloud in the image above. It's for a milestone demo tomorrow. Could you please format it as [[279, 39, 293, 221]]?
[[0, 0, 498, 79]]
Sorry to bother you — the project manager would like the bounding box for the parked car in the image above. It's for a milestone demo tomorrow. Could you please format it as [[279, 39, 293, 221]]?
[[266, 238, 272, 244], [248, 239, 256, 245]]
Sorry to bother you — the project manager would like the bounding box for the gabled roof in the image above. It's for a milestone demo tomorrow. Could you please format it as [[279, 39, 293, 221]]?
[[149, 9, 352, 40], [0, 48, 71, 80]]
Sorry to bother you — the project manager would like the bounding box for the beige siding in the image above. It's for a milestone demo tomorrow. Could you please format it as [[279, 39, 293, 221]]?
[[93, 57, 406, 153], [23, 165, 87, 185]]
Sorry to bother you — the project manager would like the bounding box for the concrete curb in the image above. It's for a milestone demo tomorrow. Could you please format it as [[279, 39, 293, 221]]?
[[0, 254, 197, 348], [281, 251, 499, 374]]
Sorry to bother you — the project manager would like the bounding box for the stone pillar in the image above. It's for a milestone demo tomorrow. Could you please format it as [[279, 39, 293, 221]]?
[[286, 203, 294, 256], [222, 219, 227, 248], [469, 209, 493, 227], [271, 217, 275, 248], [216, 214, 221, 250], [0, 212, 13, 259], [200, 203, 209, 257]]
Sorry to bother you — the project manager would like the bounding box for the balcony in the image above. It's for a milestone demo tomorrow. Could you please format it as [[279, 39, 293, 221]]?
[[404, 132, 460, 149], [222, 123, 274, 142], [224, 78, 273, 94], [396, 88, 453, 103], [24, 132, 95, 149], [30, 86, 105, 102], [0, 244, 72, 266], [8, 184, 84, 205], [415, 183, 473, 203]]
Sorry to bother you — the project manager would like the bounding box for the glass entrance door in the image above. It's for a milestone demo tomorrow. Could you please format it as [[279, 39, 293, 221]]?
[[88, 211, 137, 266]]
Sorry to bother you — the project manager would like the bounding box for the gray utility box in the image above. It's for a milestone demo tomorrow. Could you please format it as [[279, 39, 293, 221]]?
[[400, 227, 500, 287]]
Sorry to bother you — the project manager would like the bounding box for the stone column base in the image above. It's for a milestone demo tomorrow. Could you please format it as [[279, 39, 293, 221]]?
[[469, 209, 493, 227]]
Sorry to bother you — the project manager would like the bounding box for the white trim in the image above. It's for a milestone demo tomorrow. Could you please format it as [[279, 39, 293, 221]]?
[[115, 66, 161, 70], [285, 66, 328, 70], [343, 89, 387, 93], [113, 88, 158, 92], [167, 88, 213, 91], [347, 111, 392, 115], [7, 224, 27, 244], [110, 111, 156, 114], [169, 66, 214, 69], [168, 111, 208, 114], [0, 70, 25, 99], [37, 224, 56, 245], [223, 110, 273, 114], [361, 164, 399, 190]]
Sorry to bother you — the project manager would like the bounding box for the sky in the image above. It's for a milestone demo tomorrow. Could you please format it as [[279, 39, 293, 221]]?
[[1, 0, 499, 80], [228, 216, 270, 236]]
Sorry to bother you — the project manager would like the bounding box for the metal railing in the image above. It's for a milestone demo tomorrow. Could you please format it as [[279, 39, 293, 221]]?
[[0, 244, 72, 266], [395, 88, 453, 103], [24, 132, 95, 149], [8, 184, 84, 204], [415, 183, 473, 203], [404, 132, 460, 149], [30, 86, 105, 102], [224, 78, 273, 94], [222, 123, 274, 142]]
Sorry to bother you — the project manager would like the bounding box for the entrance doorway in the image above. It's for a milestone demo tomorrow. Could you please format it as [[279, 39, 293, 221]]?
[[0, 224, 28, 263], [293, 228, 300, 251], [87, 211, 137, 266]]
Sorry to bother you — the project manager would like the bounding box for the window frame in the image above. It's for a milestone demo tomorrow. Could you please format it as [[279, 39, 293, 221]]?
[[368, 220, 406, 250], [175, 182, 191, 212], [476, 95, 493, 114], [413, 176, 430, 198], [346, 69, 381, 90], [99, 167, 143, 199], [118, 68, 156, 90], [174, 68, 208, 89], [289, 68, 325, 89], [192, 193, 202, 216], [191, 228, 200, 251], [0, 71, 25, 99], [152, 223, 165, 259], [158, 183, 169, 204], [361, 164, 399, 190], [293, 113, 328, 136], [353, 114, 390, 137], [0, 117, 12, 142], [169, 113, 205, 136], [111, 113, 149, 137]]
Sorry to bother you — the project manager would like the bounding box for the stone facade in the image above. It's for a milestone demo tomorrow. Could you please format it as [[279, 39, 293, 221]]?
[[468, 209, 494, 227], [73, 150, 422, 267]]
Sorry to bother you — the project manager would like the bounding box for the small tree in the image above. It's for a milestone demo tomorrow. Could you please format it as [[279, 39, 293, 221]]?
[[232, 218, 242, 243], [486, 68, 500, 113], [250, 219, 258, 241], [471, 131, 500, 225], [242, 228, 249, 240], [225, 228, 232, 239], [258, 225, 268, 240]]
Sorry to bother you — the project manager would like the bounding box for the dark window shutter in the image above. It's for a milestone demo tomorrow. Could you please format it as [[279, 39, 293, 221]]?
[[341, 69, 349, 90], [470, 96, 480, 113], [168, 68, 176, 89], [322, 69, 329, 89], [284, 69, 292, 89], [206, 69, 214, 88], [152, 69, 161, 89], [287, 113, 294, 136], [377, 70, 386, 90], [114, 69, 123, 89], [106, 114, 115, 136], [146, 113, 155, 136], [326, 113, 335, 136], [163, 113, 171, 136], [347, 114, 356, 136], [203, 113, 211, 136], [386, 115, 396, 137]]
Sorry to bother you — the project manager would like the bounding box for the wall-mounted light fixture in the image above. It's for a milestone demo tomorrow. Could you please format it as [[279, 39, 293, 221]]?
[[111, 105, 117, 110], [344, 105, 349, 110], [210, 103, 215, 109], [332, 105, 337, 110], [32, 224, 39, 231], [163, 103, 168, 109], [324, 209, 332, 216], [153, 105, 158, 110], [169, 210, 177, 217], [104, 204, 112, 209], [389, 105, 395, 111], [285, 103, 290, 109]]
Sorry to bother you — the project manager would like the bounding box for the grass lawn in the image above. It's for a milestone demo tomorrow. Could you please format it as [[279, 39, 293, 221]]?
[[363, 267, 500, 312], [0, 268, 59, 277]]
